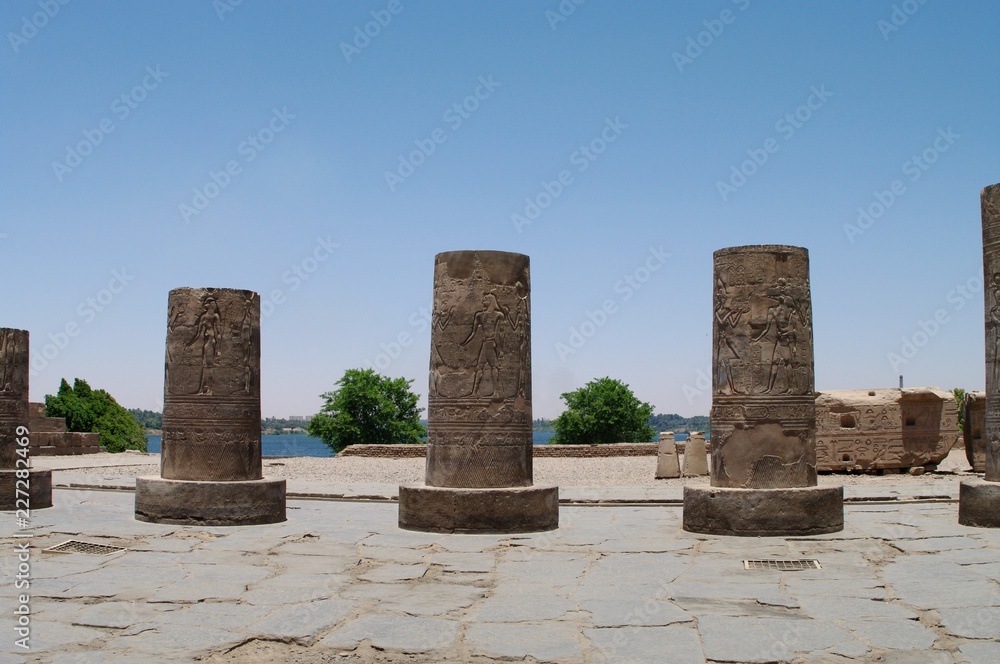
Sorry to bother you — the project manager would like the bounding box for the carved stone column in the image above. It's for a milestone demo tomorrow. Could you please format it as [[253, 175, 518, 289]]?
[[684, 245, 843, 536], [399, 251, 558, 533], [135, 288, 285, 525], [960, 184, 1000, 527], [0, 329, 52, 510]]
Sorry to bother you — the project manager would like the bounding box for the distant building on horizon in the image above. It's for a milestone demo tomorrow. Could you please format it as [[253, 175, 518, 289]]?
[[288, 415, 308, 422]]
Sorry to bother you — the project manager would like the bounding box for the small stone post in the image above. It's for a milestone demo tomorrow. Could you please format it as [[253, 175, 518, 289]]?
[[399, 251, 558, 533], [683, 245, 843, 536], [0, 329, 52, 510], [134, 288, 285, 525], [682, 431, 710, 477], [655, 432, 680, 479]]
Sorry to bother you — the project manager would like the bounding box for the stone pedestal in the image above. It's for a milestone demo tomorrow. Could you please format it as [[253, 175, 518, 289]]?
[[398, 251, 558, 533], [655, 432, 680, 479], [0, 328, 52, 511], [134, 288, 285, 525], [683, 245, 843, 536], [964, 391, 986, 473], [960, 183, 1000, 528], [682, 431, 709, 477]]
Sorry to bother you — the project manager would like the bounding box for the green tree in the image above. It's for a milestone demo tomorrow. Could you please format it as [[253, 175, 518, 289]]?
[[952, 388, 966, 429], [45, 378, 147, 453], [552, 377, 655, 444], [307, 368, 425, 452]]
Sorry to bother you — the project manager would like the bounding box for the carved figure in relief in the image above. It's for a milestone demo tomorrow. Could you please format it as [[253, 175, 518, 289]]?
[[0, 328, 17, 392], [510, 284, 529, 397], [755, 282, 805, 394], [714, 290, 749, 395], [238, 295, 256, 393], [187, 296, 223, 395], [990, 272, 1000, 386], [461, 292, 508, 398], [429, 306, 454, 397]]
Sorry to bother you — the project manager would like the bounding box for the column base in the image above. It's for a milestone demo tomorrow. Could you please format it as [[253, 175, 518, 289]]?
[[134, 476, 286, 526], [683, 485, 844, 537], [958, 478, 1000, 528], [0, 468, 52, 510], [398, 484, 558, 534]]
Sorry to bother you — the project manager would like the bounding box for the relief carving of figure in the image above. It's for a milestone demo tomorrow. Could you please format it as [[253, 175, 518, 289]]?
[[714, 291, 749, 395], [754, 280, 805, 394], [187, 296, 222, 395], [238, 295, 256, 394], [0, 328, 17, 393], [989, 272, 1000, 387], [460, 292, 509, 398], [429, 306, 454, 397]]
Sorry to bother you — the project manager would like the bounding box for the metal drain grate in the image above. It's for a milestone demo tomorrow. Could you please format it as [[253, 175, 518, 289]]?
[[744, 559, 821, 571], [44, 540, 126, 556]]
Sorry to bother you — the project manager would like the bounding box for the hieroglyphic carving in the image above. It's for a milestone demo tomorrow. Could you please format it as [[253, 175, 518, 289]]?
[[815, 388, 960, 471], [983, 183, 1000, 482], [0, 329, 28, 470], [160, 288, 262, 482], [711, 246, 817, 489], [425, 251, 533, 488]]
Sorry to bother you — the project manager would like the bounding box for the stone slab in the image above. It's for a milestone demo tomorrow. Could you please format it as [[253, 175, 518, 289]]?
[[0, 467, 52, 509], [398, 483, 557, 533], [958, 478, 1000, 528], [683, 484, 843, 536], [134, 475, 285, 526]]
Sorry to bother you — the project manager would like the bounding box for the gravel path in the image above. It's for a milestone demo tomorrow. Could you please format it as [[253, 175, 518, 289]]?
[[45, 449, 975, 488]]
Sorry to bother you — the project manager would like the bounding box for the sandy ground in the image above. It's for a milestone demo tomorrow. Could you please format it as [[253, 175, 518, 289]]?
[[41, 448, 976, 488]]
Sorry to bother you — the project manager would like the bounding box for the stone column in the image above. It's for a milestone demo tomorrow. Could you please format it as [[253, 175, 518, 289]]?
[[683, 245, 843, 536], [399, 251, 558, 533], [960, 184, 1000, 527], [655, 432, 680, 478], [0, 329, 52, 510], [135, 288, 285, 525]]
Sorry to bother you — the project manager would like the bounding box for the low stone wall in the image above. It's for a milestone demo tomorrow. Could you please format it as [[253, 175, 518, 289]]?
[[338, 443, 671, 458]]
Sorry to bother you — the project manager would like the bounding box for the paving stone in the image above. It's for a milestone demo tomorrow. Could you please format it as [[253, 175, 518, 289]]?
[[581, 598, 692, 627], [465, 622, 584, 662], [357, 563, 427, 582], [798, 596, 918, 620], [668, 597, 804, 619], [359, 544, 427, 564], [154, 601, 272, 631], [100, 623, 246, 656], [247, 598, 356, 645], [870, 650, 955, 664], [959, 641, 1000, 664], [242, 573, 350, 605], [319, 613, 458, 652], [373, 583, 483, 616], [697, 614, 859, 663], [468, 593, 576, 622], [71, 600, 179, 629], [937, 606, 1000, 639], [580, 553, 691, 589], [839, 617, 937, 650], [12, 620, 105, 653], [427, 551, 495, 573], [893, 537, 986, 553], [586, 624, 705, 664]]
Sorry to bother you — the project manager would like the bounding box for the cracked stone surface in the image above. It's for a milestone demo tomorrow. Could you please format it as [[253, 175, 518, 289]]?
[[1, 490, 998, 663]]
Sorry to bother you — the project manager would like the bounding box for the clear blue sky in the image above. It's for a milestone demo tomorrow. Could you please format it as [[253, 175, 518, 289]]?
[[2, 1, 998, 418]]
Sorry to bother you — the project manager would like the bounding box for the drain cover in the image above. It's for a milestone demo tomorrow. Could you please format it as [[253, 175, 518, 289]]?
[[744, 559, 821, 571], [44, 540, 126, 556]]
